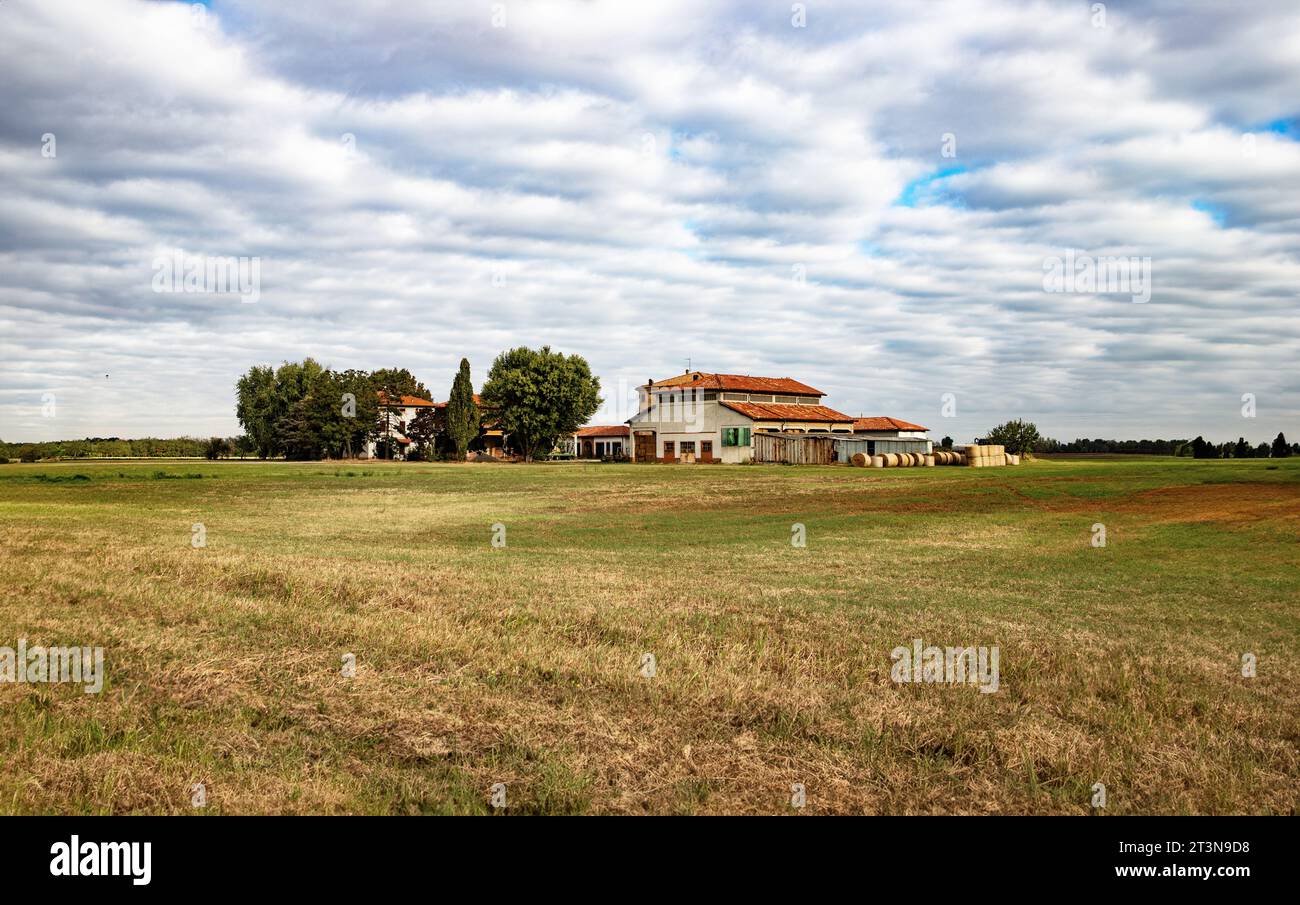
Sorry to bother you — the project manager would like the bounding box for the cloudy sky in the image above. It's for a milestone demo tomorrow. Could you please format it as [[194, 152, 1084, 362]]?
[[2, 0, 1298, 444]]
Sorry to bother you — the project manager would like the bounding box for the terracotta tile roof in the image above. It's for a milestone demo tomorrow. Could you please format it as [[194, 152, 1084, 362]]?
[[720, 401, 855, 422], [576, 425, 630, 438], [852, 417, 930, 432], [649, 372, 824, 396], [376, 392, 437, 408], [431, 394, 484, 408]]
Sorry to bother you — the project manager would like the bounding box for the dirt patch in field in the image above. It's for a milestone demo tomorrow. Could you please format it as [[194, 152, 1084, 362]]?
[[1106, 481, 1300, 525]]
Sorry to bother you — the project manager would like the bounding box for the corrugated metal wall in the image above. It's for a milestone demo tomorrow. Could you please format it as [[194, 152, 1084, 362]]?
[[872, 438, 931, 456], [830, 437, 871, 462], [752, 432, 836, 465]]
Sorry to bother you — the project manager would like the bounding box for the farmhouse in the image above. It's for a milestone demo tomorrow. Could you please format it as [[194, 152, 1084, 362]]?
[[366, 392, 505, 459], [367, 393, 436, 459], [624, 371, 929, 463]]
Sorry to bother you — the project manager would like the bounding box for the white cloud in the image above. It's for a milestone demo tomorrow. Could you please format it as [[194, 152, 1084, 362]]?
[[0, 0, 1298, 445]]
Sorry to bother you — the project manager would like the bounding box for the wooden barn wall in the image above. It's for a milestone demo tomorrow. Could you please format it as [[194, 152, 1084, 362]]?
[[752, 433, 835, 465]]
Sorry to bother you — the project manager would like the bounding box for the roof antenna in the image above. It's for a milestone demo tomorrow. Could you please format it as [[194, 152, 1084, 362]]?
[[686, 357, 691, 373]]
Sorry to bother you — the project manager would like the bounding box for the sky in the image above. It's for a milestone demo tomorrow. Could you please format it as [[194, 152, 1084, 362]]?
[[1, 0, 1298, 444]]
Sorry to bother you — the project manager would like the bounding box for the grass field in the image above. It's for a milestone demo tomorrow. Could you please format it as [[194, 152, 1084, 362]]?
[[1, 456, 1297, 815]]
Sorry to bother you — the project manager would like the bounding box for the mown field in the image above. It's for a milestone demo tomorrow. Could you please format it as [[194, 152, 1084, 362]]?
[[1, 456, 1297, 815]]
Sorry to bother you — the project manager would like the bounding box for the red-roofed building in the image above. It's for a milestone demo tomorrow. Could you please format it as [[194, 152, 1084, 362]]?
[[367, 391, 507, 459], [571, 425, 630, 458], [623, 371, 834, 463], [852, 417, 929, 435], [624, 370, 930, 463]]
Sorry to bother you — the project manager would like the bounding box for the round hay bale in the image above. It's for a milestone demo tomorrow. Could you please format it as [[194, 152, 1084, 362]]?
[[884, 453, 898, 467], [903, 453, 917, 466], [870, 455, 884, 468], [924, 454, 935, 466], [851, 452, 868, 468]]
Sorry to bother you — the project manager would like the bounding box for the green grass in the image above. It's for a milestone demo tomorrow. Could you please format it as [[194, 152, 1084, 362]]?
[[0, 455, 1297, 814]]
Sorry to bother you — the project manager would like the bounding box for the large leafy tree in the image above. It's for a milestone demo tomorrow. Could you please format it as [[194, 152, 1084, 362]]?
[[480, 346, 601, 461], [335, 368, 379, 458], [235, 364, 279, 457], [238, 359, 381, 459], [371, 368, 430, 403], [1272, 432, 1290, 458], [445, 358, 480, 461], [983, 419, 1042, 456]]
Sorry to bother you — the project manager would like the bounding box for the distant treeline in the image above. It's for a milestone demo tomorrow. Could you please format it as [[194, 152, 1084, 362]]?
[[0, 436, 218, 462], [1035, 433, 1295, 458]]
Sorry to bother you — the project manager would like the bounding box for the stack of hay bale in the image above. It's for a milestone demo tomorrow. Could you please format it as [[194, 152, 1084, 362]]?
[[858, 451, 941, 468], [965, 444, 1008, 467]]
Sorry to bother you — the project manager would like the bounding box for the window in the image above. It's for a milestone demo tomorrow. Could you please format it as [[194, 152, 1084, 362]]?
[[702, 391, 717, 401], [680, 441, 696, 457], [721, 392, 747, 401], [723, 427, 753, 446], [776, 395, 796, 404]]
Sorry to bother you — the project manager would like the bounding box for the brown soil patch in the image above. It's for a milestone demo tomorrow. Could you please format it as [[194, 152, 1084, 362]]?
[[1109, 481, 1300, 525]]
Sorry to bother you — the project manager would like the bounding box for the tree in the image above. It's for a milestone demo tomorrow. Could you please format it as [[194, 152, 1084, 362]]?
[[480, 346, 601, 461], [335, 369, 379, 459], [1191, 436, 1212, 459], [446, 358, 480, 461], [940, 436, 953, 449], [371, 368, 430, 403], [1272, 432, 1290, 458], [983, 419, 1042, 456], [405, 405, 438, 459], [235, 364, 279, 457], [235, 359, 325, 458], [204, 437, 231, 460]]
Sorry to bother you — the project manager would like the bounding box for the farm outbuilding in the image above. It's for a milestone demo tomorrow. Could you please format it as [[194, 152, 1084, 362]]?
[[830, 436, 930, 463], [752, 432, 836, 465]]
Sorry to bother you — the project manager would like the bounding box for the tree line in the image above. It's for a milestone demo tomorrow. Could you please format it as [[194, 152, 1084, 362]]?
[[938, 421, 1295, 458], [0, 436, 214, 462]]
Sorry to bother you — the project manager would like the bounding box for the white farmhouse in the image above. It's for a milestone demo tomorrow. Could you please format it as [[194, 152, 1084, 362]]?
[[625, 371, 859, 463]]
